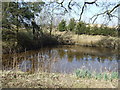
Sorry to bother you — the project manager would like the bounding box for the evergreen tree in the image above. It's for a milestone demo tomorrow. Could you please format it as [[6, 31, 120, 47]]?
[[2, 2, 45, 30], [68, 18, 76, 31], [58, 19, 66, 31], [76, 21, 86, 34]]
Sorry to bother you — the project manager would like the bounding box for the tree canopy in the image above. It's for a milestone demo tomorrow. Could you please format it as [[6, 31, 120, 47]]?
[[2, 1, 45, 30], [58, 19, 66, 31], [68, 18, 76, 31]]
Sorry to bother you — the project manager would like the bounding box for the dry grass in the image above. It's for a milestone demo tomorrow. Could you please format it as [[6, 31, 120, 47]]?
[[1, 70, 118, 88], [52, 30, 120, 49]]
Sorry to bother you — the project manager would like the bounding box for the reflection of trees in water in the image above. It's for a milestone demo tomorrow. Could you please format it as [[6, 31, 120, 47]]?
[[47, 48, 52, 58], [107, 57, 113, 61], [75, 53, 85, 61], [3, 46, 118, 73], [89, 56, 106, 63], [75, 53, 82, 61], [117, 54, 120, 60], [96, 57, 105, 63], [67, 50, 75, 62], [100, 57, 106, 63], [57, 49, 66, 59], [90, 56, 96, 61], [94, 56, 115, 63], [56, 48, 116, 63]]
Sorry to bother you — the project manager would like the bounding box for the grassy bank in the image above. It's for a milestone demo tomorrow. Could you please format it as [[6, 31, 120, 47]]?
[[2, 29, 120, 54], [1, 70, 118, 88], [2, 30, 69, 54], [53, 31, 120, 49]]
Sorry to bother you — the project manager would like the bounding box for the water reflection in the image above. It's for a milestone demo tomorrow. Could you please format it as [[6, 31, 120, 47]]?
[[19, 60, 32, 72], [2, 45, 119, 74]]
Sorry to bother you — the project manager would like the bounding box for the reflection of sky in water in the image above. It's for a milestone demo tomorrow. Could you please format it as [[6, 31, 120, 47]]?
[[42, 47, 118, 74], [3, 45, 119, 74], [19, 60, 32, 72], [50, 55, 118, 74]]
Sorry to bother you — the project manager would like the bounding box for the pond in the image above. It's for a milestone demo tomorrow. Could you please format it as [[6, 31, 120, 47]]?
[[2, 45, 119, 74]]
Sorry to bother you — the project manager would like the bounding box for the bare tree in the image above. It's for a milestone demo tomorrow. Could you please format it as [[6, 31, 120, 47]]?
[[46, 0, 120, 26]]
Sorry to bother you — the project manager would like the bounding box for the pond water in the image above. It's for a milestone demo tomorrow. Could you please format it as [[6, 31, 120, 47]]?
[[2, 45, 119, 74]]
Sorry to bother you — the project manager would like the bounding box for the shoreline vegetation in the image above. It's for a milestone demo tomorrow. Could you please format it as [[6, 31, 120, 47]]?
[[2, 1, 119, 88], [2, 18, 120, 54], [1, 70, 118, 88], [2, 28, 119, 88], [2, 31, 119, 88], [2, 30, 120, 54], [53, 31, 120, 49]]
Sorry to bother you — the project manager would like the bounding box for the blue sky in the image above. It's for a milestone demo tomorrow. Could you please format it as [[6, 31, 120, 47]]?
[[62, 0, 119, 26], [17, 0, 119, 26], [40, 0, 119, 26]]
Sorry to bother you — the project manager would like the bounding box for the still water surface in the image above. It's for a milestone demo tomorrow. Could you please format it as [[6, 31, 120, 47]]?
[[2, 45, 119, 74]]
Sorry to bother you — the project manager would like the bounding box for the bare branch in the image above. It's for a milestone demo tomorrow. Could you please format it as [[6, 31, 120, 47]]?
[[79, 3, 85, 21], [90, 3, 120, 23], [107, 3, 120, 14], [84, 0, 97, 4], [68, 0, 72, 10], [90, 11, 107, 23], [79, 0, 98, 21], [46, 0, 119, 25]]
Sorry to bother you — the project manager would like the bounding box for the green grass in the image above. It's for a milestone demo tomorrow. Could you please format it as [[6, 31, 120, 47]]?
[[75, 69, 92, 78], [75, 69, 118, 81]]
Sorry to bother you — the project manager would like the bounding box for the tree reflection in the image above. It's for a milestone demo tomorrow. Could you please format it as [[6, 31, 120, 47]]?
[[57, 49, 66, 59], [2, 45, 118, 74], [67, 50, 75, 62]]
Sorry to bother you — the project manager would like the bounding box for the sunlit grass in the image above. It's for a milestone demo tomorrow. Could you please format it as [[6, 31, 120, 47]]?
[[52, 31, 120, 49]]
